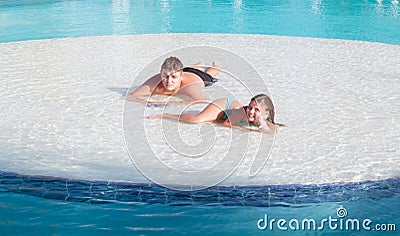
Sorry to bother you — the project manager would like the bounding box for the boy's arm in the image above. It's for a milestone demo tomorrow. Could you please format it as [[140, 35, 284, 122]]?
[[144, 82, 206, 106], [126, 74, 160, 103]]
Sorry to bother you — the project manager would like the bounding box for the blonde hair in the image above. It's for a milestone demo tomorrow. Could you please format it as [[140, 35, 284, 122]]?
[[160, 56, 183, 72], [251, 94, 285, 129], [251, 94, 275, 123]]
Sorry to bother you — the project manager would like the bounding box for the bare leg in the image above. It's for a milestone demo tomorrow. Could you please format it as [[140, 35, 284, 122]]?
[[147, 99, 225, 123], [148, 98, 245, 125], [179, 98, 227, 123], [205, 61, 222, 78], [192, 61, 204, 70]]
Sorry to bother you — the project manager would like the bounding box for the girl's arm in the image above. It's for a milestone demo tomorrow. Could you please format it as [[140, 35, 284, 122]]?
[[147, 113, 205, 124], [147, 113, 179, 121], [222, 108, 247, 126], [145, 99, 207, 106], [220, 119, 260, 132]]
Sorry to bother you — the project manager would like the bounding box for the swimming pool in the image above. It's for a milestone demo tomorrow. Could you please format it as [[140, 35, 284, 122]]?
[[1, 0, 399, 44], [1, 0, 399, 235]]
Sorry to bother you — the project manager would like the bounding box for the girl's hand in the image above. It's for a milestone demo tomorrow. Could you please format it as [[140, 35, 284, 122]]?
[[146, 114, 163, 119]]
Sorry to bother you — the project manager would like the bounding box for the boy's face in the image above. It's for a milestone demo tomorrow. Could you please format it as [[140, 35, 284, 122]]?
[[160, 69, 182, 91]]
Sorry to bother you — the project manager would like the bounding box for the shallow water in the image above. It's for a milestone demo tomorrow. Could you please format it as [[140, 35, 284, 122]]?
[[1, 0, 400, 234], [1, 34, 399, 187]]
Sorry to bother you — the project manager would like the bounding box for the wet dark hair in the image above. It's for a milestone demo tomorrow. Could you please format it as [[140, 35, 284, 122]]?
[[161, 56, 183, 72]]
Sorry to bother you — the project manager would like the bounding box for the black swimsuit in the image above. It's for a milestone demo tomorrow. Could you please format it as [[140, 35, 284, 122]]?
[[182, 67, 218, 87]]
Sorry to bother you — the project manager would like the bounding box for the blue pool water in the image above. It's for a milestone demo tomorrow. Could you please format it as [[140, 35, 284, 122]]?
[[1, 0, 399, 235], [0, 0, 399, 44], [1, 171, 399, 235], [0, 172, 400, 235], [1, 191, 398, 235]]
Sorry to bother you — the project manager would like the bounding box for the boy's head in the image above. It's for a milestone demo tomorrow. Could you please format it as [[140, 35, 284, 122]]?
[[160, 57, 184, 91]]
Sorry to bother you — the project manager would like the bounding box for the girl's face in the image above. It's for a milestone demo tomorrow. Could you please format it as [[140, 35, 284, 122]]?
[[246, 100, 268, 124]]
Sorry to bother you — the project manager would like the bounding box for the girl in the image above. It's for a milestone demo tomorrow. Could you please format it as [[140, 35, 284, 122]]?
[[148, 94, 284, 133]]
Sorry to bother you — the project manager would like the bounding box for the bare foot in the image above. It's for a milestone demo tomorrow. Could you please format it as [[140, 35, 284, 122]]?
[[213, 61, 222, 69], [205, 61, 222, 77], [192, 61, 204, 70]]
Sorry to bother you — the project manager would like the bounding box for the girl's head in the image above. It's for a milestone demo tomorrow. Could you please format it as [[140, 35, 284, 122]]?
[[246, 94, 275, 125]]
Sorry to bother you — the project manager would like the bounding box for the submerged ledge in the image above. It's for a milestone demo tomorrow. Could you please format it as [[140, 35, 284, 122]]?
[[1, 170, 399, 207], [1, 34, 399, 186]]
